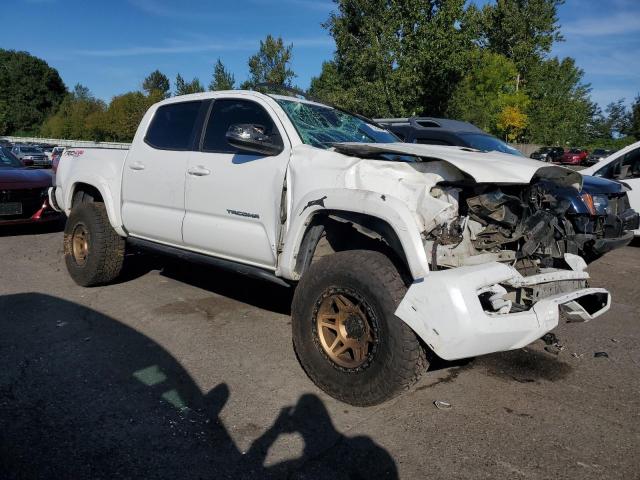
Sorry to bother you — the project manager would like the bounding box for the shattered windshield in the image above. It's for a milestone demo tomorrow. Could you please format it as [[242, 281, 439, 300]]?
[[276, 99, 397, 149]]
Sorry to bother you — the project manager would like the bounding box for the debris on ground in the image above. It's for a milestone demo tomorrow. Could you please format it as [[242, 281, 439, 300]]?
[[594, 351, 609, 358], [434, 400, 452, 410], [541, 332, 565, 355], [572, 352, 585, 359]]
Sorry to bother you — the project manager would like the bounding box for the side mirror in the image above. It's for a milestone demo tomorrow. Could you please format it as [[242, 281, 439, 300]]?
[[225, 124, 283, 156]]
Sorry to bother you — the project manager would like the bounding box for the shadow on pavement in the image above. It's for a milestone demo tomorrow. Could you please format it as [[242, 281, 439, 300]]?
[[0, 293, 396, 479], [0, 218, 65, 238]]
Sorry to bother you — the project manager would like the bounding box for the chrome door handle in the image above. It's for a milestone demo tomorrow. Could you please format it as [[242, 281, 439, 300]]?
[[187, 166, 211, 176], [129, 162, 145, 171]]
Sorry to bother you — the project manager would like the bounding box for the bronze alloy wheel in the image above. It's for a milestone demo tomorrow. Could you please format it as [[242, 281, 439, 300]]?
[[71, 223, 89, 266], [314, 289, 377, 369]]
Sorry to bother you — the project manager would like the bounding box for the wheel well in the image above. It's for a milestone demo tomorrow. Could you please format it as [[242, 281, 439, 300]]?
[[295, 211, 412, 283], [72, 183, 103, 206]]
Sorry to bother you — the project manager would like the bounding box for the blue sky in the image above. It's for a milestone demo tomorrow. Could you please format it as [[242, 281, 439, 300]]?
[[1, 0, 638, 109]]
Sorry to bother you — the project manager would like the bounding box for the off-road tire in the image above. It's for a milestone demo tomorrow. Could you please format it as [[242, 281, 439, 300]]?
[[292, 250, 427, 406], [64, 202, 125, 287]]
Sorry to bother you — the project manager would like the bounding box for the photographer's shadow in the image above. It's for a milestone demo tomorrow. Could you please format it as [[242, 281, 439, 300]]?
[[0, 293, 396, 479]]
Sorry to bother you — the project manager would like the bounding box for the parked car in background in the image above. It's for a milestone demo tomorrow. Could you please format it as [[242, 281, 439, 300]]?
[[0, 146, 59, 225], [376, 116, 524, 156], [560, 148, 589, 165], [582, 140, 640, 236], [11, 144, 51, 168], [584, 148, 612, 166], [530, 146, 564, 162], [378, 117, 637, 260]]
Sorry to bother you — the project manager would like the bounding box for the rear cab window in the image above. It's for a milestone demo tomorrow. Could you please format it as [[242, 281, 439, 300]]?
[[145, 101, 203, 151]]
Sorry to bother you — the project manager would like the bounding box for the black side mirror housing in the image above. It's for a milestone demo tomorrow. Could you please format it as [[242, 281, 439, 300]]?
[[225, 124, 283, 156]]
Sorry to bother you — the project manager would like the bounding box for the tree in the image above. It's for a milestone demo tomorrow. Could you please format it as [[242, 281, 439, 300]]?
[[0, 49, 66, 135], [142, 70, 171, 98], [102, 92, 155, 142], [310, 0, 477, 118], [447, 50, 529, 136], [477, 0, 564, 81], [524, 57, 594, 145], [604, 99, 632, 137], [629, 95, 640, 140], [175, 74, 205, 96], [209, 59, 235, 91], [241, 35, 295, 90], [40, 84, 106, 140], [497, 105, 528, 142]]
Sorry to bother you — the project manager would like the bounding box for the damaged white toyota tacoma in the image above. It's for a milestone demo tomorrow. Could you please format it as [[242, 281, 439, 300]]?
[[50, 91, 611, 406]]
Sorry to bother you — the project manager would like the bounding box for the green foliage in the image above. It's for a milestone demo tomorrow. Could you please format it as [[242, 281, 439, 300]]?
[[447, 50, 529, 136], [241, 35, 295, 90], [209, 59, 235, 91], [310, 0, 479, 118], [0, 49, 66, 135], [40, 84, 107, 140], [175, 74, 205, 96], [101, 91, 156, 142], [142, 70, 171, 98], [477, 0, 564, 80], [524, 57, 595, 145], [629, 95, 640, 140]]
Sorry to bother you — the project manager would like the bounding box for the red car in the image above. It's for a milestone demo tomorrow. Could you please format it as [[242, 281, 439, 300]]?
[[560, 148, 589, 165], [0, 146, 60, 226]]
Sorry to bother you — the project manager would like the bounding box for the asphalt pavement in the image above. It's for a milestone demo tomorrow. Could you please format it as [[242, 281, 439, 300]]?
[[1, 223, 639, 479]]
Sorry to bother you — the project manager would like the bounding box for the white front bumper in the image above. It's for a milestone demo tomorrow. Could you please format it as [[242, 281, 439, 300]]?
[[395, 262, 610, 361]]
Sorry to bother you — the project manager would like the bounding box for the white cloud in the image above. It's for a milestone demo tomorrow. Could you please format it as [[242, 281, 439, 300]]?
[[74, 36, 333, 57], [563, 11, 640, 36]]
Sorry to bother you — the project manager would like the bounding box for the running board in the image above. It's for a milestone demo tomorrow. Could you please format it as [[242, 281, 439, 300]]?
[[127, 237, 291, 288]]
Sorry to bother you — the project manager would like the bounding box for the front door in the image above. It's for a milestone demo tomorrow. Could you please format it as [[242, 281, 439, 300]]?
[[182, 97, 290, 269]]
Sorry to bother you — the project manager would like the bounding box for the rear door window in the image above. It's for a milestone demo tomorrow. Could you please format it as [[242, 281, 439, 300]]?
[[145, 101, 202, 151]]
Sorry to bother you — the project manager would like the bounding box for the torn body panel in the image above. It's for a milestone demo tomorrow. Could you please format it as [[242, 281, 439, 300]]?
[[395, 259, 610, 360]]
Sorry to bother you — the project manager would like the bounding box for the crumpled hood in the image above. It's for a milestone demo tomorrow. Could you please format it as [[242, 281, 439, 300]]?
[[333, 142, 583, 188], [0, 168, 52, 190]]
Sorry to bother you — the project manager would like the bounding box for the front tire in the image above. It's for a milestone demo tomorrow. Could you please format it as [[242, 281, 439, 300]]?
[[64, 202, 125, 286], [292, 250, 427, 406]]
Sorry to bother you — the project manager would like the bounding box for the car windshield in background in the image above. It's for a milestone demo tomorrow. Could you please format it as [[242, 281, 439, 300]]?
[[569, 148, 581, 153], [593, 149, 607, 155], [276, 99, 397, 149], [458, 133, 524, 157], [20, 146, 41, 154], [0, 147, 23, 168]]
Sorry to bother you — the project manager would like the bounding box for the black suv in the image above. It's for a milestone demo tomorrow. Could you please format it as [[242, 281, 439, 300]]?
[[531, 146, 565, 162]]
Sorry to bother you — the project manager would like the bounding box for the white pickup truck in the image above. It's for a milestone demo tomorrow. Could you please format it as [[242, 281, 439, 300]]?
[[51, 90, 611, 406]]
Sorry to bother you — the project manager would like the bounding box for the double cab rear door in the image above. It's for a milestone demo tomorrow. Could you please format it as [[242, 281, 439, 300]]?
[[121, 95, 291, 270]]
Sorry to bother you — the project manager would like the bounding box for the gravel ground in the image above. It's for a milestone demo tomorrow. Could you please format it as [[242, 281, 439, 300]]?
[[1, 223, 639, 479]]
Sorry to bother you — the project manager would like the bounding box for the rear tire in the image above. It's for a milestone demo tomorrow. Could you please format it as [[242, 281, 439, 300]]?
[[64, 202, 125, 286], [292, 250, 427, 406]]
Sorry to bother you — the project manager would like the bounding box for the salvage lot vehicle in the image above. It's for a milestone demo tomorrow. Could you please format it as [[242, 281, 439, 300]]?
[[530, 146, 565, 163], [559, 148, 588, 165], [0, 146, 59, 225], [51, 91, 613, 406], [582, 140, 640, 235], [585, 148, 612, 166], [378, 117, 638, 261], [11, 144, 51, 168]]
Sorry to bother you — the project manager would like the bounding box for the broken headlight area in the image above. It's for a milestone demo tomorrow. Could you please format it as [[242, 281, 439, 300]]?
[[423, 180, 584, 274]]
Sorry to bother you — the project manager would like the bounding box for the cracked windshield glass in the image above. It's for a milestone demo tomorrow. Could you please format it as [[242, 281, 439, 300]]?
[[276, 98, 397, 149]]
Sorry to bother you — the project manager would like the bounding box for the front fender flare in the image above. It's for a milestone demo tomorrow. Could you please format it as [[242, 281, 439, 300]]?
[[277, 188, 429, 280]]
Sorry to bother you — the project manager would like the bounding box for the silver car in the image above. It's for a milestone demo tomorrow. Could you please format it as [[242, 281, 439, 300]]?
[[11, 145, 51, 168]]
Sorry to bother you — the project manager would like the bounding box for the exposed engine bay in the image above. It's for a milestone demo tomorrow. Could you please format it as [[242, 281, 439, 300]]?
[[425, 181, 580, 275]]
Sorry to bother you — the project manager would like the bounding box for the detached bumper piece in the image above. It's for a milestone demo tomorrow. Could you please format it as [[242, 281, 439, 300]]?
[[395, 256, 610, 361]]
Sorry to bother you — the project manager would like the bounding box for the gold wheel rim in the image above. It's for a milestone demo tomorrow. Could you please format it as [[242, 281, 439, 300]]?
[[72, 224, 89, 266], [315, 292, 375, 369]]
